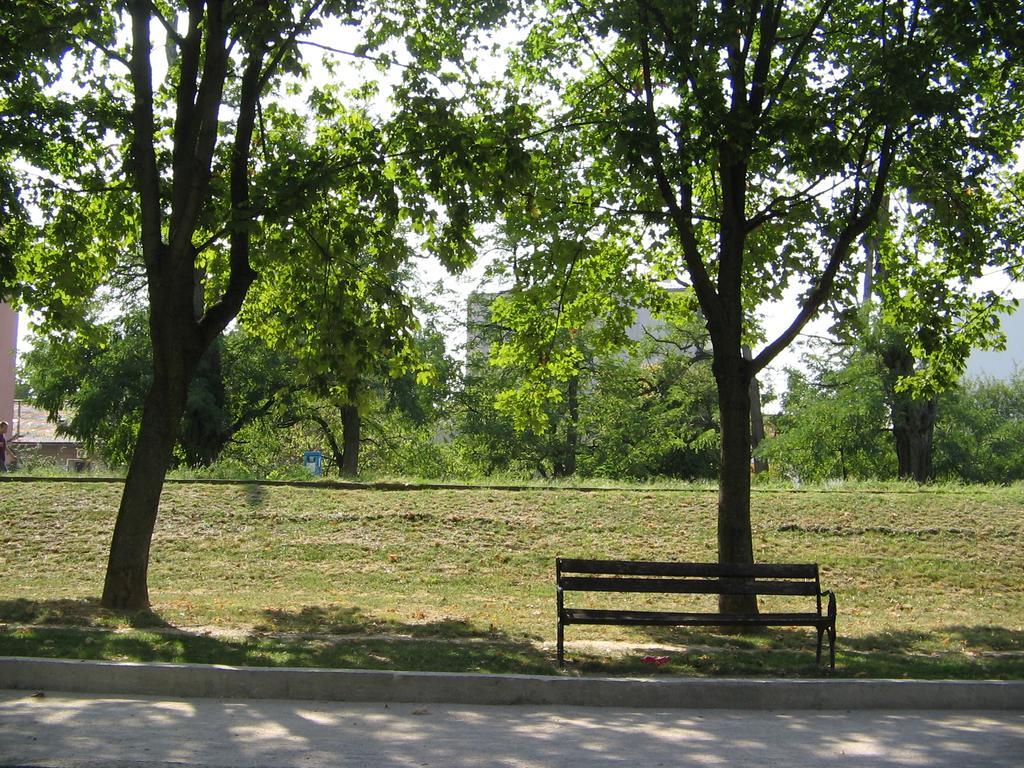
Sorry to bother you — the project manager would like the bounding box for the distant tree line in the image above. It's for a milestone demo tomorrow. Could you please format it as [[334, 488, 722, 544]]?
[[20, 305, 1024, 485]]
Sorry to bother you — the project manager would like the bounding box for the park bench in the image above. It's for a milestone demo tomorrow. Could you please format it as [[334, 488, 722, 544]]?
[[556, 558, 837, 669]]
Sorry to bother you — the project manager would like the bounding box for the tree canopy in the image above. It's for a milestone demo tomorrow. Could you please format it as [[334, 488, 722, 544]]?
[[7, 0, 523, 609], [476, 0, 1024, 599]]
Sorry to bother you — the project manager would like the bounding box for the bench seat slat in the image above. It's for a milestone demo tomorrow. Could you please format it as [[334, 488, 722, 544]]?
[[559, 576, 820, 596], [557, 559, 819, 579], [561, 608, 829, 627]]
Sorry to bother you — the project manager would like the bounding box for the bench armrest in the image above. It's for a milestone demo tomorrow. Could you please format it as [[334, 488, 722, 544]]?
[[820, 590, 836, 618]]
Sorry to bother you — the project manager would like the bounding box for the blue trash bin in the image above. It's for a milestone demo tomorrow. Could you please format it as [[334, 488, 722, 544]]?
[[303, 450, 323, 477]]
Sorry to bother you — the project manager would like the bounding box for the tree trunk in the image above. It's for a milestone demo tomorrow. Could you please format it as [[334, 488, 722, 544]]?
[[101, 310, 196, 609], [554, 374, 579, 478], [340, 403, 360, 476], [744, 346, 767, 474], [99, 1, 270, 610], [180, 269, 229, 466], [891, 393, 937, 482], [565, 374, 579, 477], [882, 344, 937, 482], [713, 348, 758, 615], [862, 197, 938, 481]]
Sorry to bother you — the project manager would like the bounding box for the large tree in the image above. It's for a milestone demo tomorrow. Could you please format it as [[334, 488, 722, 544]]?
[[242, 93, 427, 477], [498, 0, 1021, 610], [94, 0, 345, 608], [852, 179, 1024, 482], [10, 0, 518, 609]]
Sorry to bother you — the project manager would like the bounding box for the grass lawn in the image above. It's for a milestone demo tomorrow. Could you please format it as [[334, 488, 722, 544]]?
[[1, 478, 1022, 679]]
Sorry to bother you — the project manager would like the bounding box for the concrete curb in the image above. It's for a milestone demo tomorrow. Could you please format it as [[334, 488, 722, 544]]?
[[2, 657, 1022, 709]]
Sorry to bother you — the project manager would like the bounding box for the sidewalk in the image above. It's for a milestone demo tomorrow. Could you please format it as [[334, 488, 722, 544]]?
[[3, 690, 1023, 768]]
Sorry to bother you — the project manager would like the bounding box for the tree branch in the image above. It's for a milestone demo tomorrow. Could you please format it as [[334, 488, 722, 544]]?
[[753, 125, 898, 373], [168, 0, 229, 262], [151, 4, 184, 47], [748, 0, 782, 119], [227, 383, 304, 438], [199, 48, 262, 344], [303, 411, 345, 471], [763, 0, 835, 119], [636, 1, 718, 314], [126, 0, 162, 275]]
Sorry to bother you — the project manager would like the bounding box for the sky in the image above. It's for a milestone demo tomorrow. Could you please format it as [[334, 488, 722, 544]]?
[[966, 303, 1023, 379]]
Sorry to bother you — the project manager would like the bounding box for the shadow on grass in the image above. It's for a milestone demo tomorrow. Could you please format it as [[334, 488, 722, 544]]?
[[255, 604, 519, 640], [563, 623, 1024, 679], [845, 624, 1024, 653], [837, 625, 1024, 679], [0, 598, 555, 675], [242, 482, 267, 507], [0, 597, 171, 630], [636, 621, 1024, 652], [2, 599, 1021, 679]]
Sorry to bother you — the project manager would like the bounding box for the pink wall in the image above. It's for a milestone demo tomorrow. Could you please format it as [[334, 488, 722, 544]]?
[[0, 303, 17, 429]]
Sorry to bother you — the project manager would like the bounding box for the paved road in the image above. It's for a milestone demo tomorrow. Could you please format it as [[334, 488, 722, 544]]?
[[2, 690, 1022, 767]]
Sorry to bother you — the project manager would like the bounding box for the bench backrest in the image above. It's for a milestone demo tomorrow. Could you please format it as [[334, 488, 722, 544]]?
[[556, 558, 822, 597]]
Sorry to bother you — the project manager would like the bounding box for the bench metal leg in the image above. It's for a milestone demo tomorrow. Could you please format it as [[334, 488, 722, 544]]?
[[815, 625, 836, 670], [825, 591, 837, 670], [556, 582, 565, 667], [557, 621, 565, 667]]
